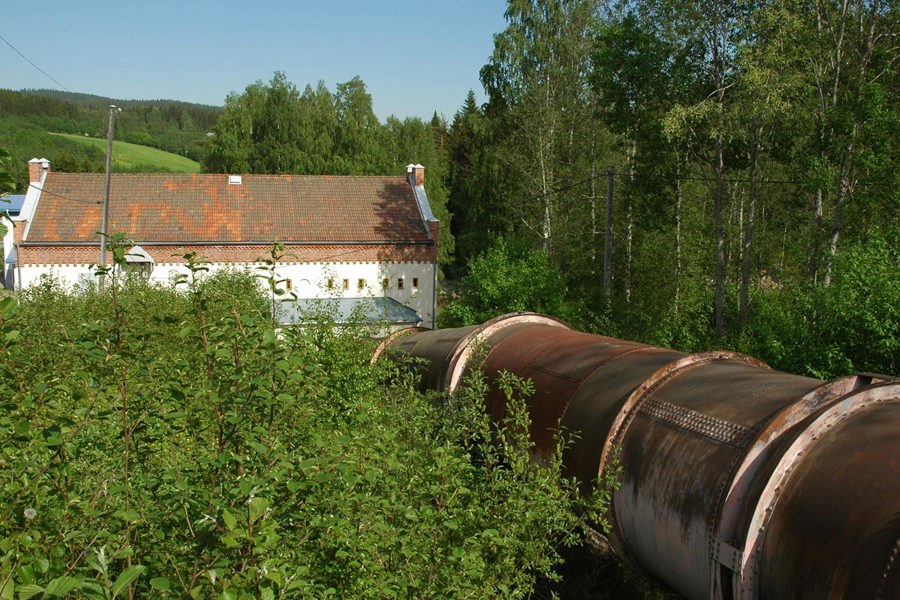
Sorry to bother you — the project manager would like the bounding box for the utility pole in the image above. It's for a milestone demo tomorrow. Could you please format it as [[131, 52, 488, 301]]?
[[99, 105, 120, 291], [603, 166, 614, 296]]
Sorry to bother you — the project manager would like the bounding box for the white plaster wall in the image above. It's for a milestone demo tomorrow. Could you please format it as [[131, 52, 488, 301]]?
[[16, 265, 92, 289], [16, 260, 437, 326], [1, 217, 25, 285]]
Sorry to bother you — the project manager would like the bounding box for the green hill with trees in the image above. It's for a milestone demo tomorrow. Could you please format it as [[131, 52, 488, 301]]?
[[49, 133, 200, 172], [0, 89, 217, 188]]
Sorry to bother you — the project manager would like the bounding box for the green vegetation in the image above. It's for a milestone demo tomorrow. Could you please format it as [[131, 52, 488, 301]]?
[[442, 0, 897, 378], [50, 134, 200, 173], [205, 73, 455, 265], [0, 89, 218, 188], [440, 238, 591, 329], [2, 2, 894, 595], [191, 0, 896, 378], [0, 243, 613, 599], [0, 148, 14, 195], [0, 116, 107, 183], [1, 2, 895, 372]]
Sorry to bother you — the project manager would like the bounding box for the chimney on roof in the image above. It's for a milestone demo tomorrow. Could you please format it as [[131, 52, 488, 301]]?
[[406, 163, 425, 187], [28, 158, 50, 184]]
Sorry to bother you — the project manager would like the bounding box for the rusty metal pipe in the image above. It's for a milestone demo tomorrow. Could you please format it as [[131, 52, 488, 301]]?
[[375, 313, 900, 599]]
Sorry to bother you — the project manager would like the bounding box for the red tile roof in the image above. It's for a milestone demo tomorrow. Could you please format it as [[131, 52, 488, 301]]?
[[26, 173, 430, 244]]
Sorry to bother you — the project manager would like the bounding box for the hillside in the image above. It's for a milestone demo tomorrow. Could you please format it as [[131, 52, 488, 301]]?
[[12, 88, 221, 112], [50, 133, 200, 172], [0, 89, 219, 189]]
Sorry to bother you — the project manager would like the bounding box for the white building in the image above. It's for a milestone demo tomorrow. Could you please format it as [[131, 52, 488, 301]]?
[[3, 159, 439, 328]]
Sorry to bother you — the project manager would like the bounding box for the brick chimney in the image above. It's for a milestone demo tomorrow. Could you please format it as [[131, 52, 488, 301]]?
[[406, 163, 425, 187], [28, 158, 50, 184]]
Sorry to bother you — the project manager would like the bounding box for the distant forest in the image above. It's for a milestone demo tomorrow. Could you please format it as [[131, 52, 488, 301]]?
[[1, 0, 897, 379], [0, 89, 219, 188]]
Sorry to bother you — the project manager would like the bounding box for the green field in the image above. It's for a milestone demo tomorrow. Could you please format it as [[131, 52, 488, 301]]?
[[50, 133, 201, 172]]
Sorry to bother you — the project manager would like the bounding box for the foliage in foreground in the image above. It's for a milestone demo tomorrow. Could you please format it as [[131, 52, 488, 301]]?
[[0, 258, 612, 599]]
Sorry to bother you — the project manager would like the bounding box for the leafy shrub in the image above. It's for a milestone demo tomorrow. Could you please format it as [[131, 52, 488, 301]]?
[[0, 244, 612, 599], [738, 232, 898, 378], [440, 238, 584, 328]]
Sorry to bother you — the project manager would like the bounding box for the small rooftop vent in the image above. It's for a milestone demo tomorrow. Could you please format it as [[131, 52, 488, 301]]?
[[228, 175, 242, 185]]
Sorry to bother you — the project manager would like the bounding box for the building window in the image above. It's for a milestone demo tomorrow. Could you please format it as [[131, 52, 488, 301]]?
[[382, 277, 389, 290], [412, 277, 419, 289], [327, 278, 335, 290], [285, 278, 293, 291], [357, 278, 366, 290], [342, 279, 349, 290], [397, 277, 404, 290]]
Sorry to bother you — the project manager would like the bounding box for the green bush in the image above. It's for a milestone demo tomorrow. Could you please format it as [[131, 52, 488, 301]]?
[[0, 244, 612, 599], [440, 238, 584, 328], [738, 233, 898, 378]]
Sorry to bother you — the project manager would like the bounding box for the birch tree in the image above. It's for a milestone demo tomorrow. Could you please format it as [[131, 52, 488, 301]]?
[[480, 0, 599, 258], [655, 0, 750, 339]]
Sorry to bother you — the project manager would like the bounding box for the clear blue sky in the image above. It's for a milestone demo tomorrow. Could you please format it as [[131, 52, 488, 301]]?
[[2, 1, 508, 121]]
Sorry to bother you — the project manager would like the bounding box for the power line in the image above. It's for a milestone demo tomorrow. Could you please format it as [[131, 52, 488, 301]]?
[[0, 32, 71, 93], [672, 173, 893, 188], [525, 170, 893, 205], [28, 183, 100, 206]]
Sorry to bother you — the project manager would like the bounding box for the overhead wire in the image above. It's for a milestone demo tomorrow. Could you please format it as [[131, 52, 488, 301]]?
[[513, 168, 893, 207], [0, 32, 71, 93], [28, 182, 100, 206]]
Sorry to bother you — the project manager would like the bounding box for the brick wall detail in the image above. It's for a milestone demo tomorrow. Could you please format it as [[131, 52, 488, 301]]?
[[18, 243, 435, 266]]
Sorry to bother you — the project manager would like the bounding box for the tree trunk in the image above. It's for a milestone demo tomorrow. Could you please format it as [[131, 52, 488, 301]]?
[[824, 136, 856, 285], [674, 166, 684, 319], [715, 136, 726, 340], [624, 142, 636, 304], [625, 205, 633, 305], [808, 187, 825, 282], [539, 133, 553, 257], [589, 131, 597, 279], [740, 126, 760, 329]]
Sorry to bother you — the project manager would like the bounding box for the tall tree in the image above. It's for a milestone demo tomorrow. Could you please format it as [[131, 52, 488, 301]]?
[[654, 0, 751, 339], [732, 4, 804, 328], [481, 0, 599, 257], [592, 10, 695, 313], [446, 91, 506, 274], [384, 115, 455, 265], [333, 77, 384, 174], [782, 0, 899, 283], [205, 81, 265, 173], [297, 81, 338, 174], [251, 72, 304, 174]]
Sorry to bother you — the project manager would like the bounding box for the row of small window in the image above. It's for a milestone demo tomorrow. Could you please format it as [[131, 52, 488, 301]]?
[[326, 277, 419, 291], [276, 277, 419, 292]]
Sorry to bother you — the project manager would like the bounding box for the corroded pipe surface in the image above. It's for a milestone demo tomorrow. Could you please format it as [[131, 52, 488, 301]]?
[[375, 313, 900, 600]]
